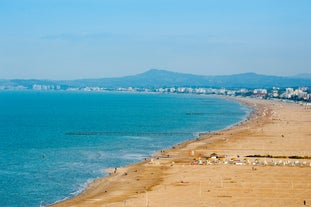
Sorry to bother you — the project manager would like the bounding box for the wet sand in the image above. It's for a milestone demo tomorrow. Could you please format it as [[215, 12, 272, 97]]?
[[51, 97, 311, 207]]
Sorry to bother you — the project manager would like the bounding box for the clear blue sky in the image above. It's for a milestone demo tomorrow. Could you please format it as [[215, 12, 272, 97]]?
[[0, 0, 310, 79]]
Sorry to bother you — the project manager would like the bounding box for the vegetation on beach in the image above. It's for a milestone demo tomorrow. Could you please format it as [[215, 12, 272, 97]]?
[[246, 154, 311, 159]]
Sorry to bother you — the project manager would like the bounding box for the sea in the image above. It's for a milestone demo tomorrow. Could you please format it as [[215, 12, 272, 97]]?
[[0, 91, 250, 207]]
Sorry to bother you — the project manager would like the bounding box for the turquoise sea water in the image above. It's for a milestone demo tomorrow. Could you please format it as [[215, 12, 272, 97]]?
[[0, 91, 250, 207]]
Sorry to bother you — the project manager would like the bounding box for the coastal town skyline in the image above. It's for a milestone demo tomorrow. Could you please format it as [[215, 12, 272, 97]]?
[[1, 0, 311, 79]]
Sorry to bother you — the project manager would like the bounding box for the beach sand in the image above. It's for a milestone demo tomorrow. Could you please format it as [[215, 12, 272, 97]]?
[[51, 97, 311, 207]]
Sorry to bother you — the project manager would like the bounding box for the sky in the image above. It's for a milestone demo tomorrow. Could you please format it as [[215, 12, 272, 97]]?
[[0, 0, 310, 80]]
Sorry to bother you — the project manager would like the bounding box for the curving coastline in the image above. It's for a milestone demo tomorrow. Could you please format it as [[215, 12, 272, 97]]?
[[51, 97, 311, 207]]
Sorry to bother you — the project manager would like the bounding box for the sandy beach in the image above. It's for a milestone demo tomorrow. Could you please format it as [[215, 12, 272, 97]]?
[[51, 97, 311, 207]]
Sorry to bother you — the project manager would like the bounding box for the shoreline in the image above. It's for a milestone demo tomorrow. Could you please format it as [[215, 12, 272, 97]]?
[[51, 97, 311, 207], [49, 95, 251, 206]]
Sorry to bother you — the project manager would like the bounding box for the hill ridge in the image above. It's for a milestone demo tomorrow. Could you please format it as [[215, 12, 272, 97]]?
[[1, 69, 310, 89]]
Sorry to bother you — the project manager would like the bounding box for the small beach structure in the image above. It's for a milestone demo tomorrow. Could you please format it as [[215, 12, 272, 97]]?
[[210, 153, 218, 159]]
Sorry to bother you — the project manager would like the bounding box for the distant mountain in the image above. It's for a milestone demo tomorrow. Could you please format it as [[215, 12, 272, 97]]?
[[1, 69, 310, 89], [204, 72, 308, 88], [65, 69, 310, 89], [64, 69, 210, 88], [292, 73, 311, 80]]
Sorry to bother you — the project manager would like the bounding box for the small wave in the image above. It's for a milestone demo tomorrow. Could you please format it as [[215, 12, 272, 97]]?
[[120, 153, 148, 161], [80, 150, 111, 160], [70, 178, 94, 196], [49, 178, 95, 206], [123, 136, 153, 141]]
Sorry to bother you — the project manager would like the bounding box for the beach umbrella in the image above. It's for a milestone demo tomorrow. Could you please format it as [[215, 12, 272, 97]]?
[[210, 153, 218, 158]]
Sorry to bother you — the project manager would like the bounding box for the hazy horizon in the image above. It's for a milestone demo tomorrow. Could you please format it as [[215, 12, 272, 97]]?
[[1, 0, 310, 79], [1, 68, 310, 82]]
